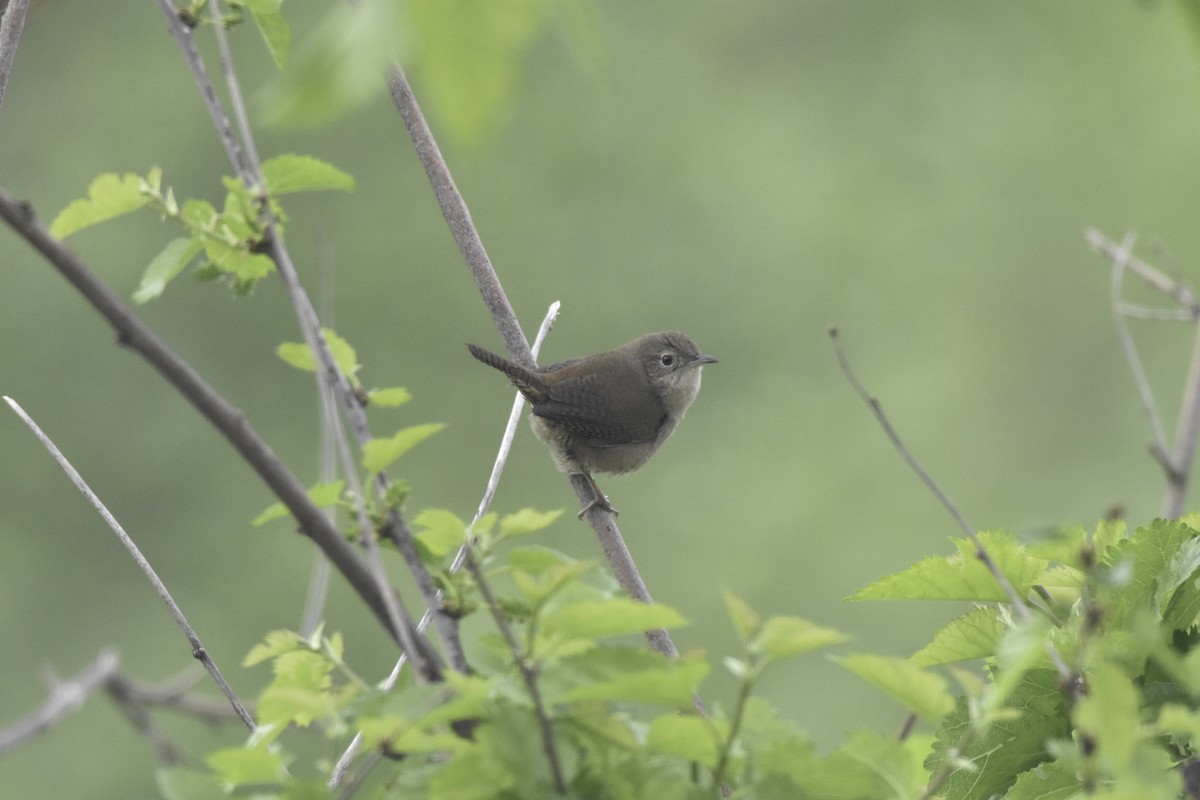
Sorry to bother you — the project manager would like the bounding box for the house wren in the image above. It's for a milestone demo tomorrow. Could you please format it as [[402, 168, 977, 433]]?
[[467, 331, 718, 516]]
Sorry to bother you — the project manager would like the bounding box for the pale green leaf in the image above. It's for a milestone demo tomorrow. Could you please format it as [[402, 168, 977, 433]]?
[[362, 423, 445, 473], [498, 507, 563, 538], [723, 588, 760, 641], [560, 653, 709, 708], [275, 328, 360, 379], [205, 746, 286, 787], [252, 480, 344, 526], [755, 615, 847, 662], [542, 598, 687, 640], [368, 387, 413, 407], [132, 237, 203, 304], [240, 0, 291, 70], [414, 508, 467, 557], [646, 713, 722, 769], [50, 173, 152, 238], [836, 653, 955, 723], [243, 629, 305, 667], [912, 606, 1005, 666], [156, 767, 225, 800], [1072, 662, 1140, 774], [261, 154, 354, 195], [851, 530, 1049, 602]]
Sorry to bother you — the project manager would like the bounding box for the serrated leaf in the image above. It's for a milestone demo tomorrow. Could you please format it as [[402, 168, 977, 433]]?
[[240, 0, 291, 70], [646, 713, 722, 769], [362, 423, 445, 473], [133, 237, 203, 304], [1005, 761, 1080, 800], [723, 589, 760, 641], [755, 615, 847, 662], [413, 508, 467, 557], [852, 530, 1048, 602], [50, 173, 152, 238], [261, 154, 354, 195], [928, 669, 1070, 799], [913, 606, 1005, 666], [244, 630, 305, 667], [1101, 519, 1193, 628], [837, 654, 954, 723], [368, 387, 412, 407], [498, 507, 562, 538], [542, 598, 687, 640]]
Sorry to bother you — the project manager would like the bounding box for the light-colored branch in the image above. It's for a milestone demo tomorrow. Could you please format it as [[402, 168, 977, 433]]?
[[0, 650, 120, 755], [3, 398, 255, 730], [1085, 227, 1199, 314], [1166, 322, 1200, 518], [0, 0, 31, 111]]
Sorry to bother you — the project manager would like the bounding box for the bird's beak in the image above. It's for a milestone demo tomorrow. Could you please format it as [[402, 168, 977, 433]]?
[[694, 354, 719, 366]]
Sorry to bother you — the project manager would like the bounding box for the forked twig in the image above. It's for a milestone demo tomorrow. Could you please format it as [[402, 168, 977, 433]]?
[[4, 397, 255, 730]]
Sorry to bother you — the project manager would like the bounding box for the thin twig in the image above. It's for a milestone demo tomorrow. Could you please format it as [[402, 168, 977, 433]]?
[[1085, 228, 1199, 314], [827, 328, 1073, 686], [0, 187, 424, 659], [4, 397, 255, 730], [0, 650, 120, 755], [0, 0, 32, 111], [1166, 322, 1200, 518], [156, 0, 462, 674], [1108, 233, 1171, 461], [328, 301, 561, 789]]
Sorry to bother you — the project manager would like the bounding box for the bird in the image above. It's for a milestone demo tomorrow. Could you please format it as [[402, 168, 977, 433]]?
[[467, 331, 717, 517]]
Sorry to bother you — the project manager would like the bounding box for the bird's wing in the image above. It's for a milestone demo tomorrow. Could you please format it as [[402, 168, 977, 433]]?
[[533, 370, 666, 446]]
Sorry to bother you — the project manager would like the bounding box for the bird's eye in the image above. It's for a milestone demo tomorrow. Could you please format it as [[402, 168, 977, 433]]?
[[660, 353, 675, 367]]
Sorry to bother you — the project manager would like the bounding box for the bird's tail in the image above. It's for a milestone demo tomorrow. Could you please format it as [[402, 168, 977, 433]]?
[[466, 344, 547, 401]]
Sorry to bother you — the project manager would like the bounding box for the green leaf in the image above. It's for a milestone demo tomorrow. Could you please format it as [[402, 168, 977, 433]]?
[[156, 767, 225, 800], [646, 714, 722, 769], [836, 654, 954, 723], [258, 649, 336, 726], [258, 2, 399, 128], [560, 651, 709, 708], [505, 545, 577, 574], [50, 173, 152, 238], [1006, 761, 1080, 800], [928, 669, 1070, 799], [275, 327, 360, 380], [261, 154, 354, 195], [1101, 518, 1193, 628], [368, 387, 413, 407], [252, 480, 345, 526], [498, 507, 563, 538], [240, 0, 291, 69], [851, 530, 1048, 602], [406, 0, 554, 148], [1072, 662, 1140, 774], [754, 615, 848, 663], [362, 423, 445, 473], [542, 598, 687, 640], [723, 588, 761, 641], [837, 729, 928, 798], [912, 606, 1005, 666], [133, 237, 203, 304], [205, 745, 286, 788], [243, 629, 305, 667], [414, 509, 467, 557]]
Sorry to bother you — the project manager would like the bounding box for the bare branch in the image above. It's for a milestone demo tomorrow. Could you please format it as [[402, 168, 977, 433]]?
[[4, 397, 256, 730], [1165, 322, 1200, 518], [0, 0, 32, 111], [0, 650, 120, 755], [0, 187, 432, 665], [1085, 227, 1199, 313]]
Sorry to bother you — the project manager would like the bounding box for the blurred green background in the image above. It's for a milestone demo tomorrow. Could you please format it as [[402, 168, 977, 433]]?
[[4, 0, 1200, 796]]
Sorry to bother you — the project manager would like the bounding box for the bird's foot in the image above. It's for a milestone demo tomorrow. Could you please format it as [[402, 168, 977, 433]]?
[[577, 495, 619, 519]]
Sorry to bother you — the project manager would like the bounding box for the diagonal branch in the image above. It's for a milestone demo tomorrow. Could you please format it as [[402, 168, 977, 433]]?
[[0, 0, 32, 112], [0, 187, 440, 675], [4, 398, 255, 730], [386, 64, 686, 664]]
